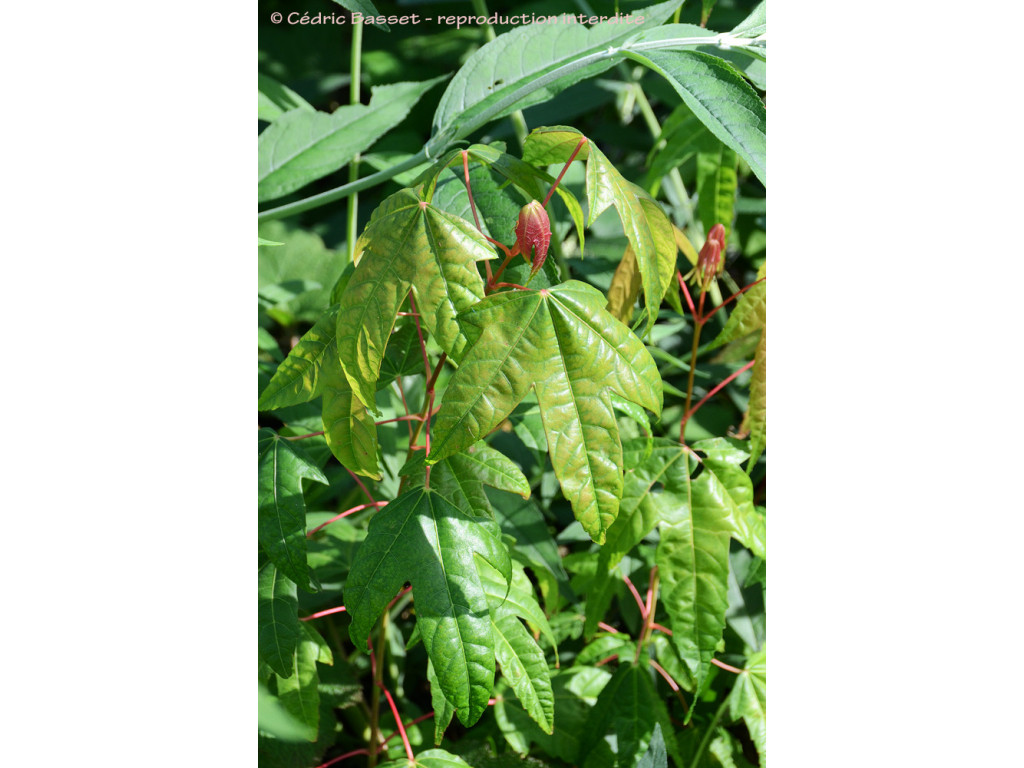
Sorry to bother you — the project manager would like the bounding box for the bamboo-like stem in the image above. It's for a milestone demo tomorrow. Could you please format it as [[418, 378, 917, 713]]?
[[690, 696, 730, 768], [346, 22, 363, 263], [307, 501, 388, 537]]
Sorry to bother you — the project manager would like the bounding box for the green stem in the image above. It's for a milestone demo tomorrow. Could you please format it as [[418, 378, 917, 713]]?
[[347, 22, 364, 263], [471, 0, 529, 148], [258, 150, 428, 222], [367, 613, 389, 768], [690, 695, 730, 768]]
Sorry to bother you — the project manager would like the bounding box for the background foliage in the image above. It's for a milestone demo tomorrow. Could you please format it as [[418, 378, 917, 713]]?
[[259, 1, 766, 766]]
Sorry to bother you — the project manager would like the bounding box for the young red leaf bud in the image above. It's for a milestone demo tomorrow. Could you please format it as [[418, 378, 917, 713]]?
[[514, 200, 551, 274], [707, 223, 726, 250], [697, 224, 726, 286]]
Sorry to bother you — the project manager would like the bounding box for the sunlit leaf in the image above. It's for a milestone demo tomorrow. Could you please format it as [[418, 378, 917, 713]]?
[[625, 49, 766, 185], [258, 561, 301, 678], [653, 444, 734, 689], [727, 647, 766, 764], [258, 73, 314, 123], [524, 127, 676, 330], [429, 281, 662, 544], [432, 1, 685, 140], [337, 187, 494, 411], [345, 488, 511, 726]]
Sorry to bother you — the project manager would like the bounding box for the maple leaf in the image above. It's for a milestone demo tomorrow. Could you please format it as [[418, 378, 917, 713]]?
[[401, 441, 531, 519], [336, 187, 496, 411], [427, 280, 662, 544], [344, 487, 512, 726], [523, 127, 676, 332]]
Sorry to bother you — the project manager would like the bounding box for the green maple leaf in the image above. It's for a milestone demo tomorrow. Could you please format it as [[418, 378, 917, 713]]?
[[378, 749, 475, 768], [727, 647, 766, 764], [708, 264, 766, 470], [577, 661, 682, 768], [258, 306, 381, 478], [257, 429, 329, 592], [336, 187, 496, 411], [428, 281, 662, 544], [524, 126, 676, 332], [344, 487, 512, 726], [401, 441, 531, 519]]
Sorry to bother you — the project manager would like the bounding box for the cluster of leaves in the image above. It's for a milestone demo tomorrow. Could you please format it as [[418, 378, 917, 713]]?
[[259, 1, 765, 766]]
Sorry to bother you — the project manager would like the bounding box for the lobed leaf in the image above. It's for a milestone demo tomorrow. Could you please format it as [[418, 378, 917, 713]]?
[[525, 127, 676, 330], [321, 351, 381, 479], [274, 623, 331, 738], [337, 188, 494, 411], [258, 561, 302, 678], [429, 281, 662, 544], [655, 462, 733, 690], [345, 488, 511, 726], [258, 307, 339, 411], [599, 439, 694, 573], [577, 662, 682, 768], [491, 612, 555, 734], [727, 647, 766, 764], [694, 438, 764, 558], [403, 442, 531, 520]]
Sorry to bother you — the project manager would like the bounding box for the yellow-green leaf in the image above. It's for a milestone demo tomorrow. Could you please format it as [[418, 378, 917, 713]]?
[[524, 127, 675, 331], [336, 188, 495, 411], [429, 281, 662, 544]]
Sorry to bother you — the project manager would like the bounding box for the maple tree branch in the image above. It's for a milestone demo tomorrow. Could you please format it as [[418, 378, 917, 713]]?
[[300, 605, 347, 621], [307, 502, 388, 537], [711, 658, 744, 674], [377, 683, 414, 762], [282, 430, 325, 441], [682, 359, 756, 428], [677, 270, 697, 318], [543, 136, 587, 208], [345, 468, 377, 505], [408, 293, 431, 380], [622, 572, 648, 618], [376, 414, 425, 425], [700, 277, 765, 324]]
